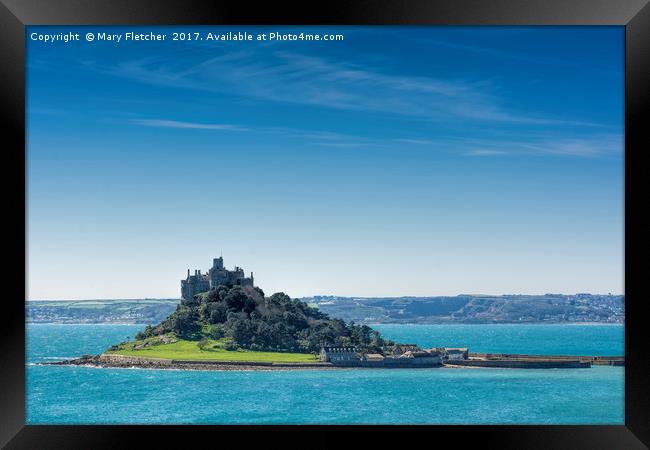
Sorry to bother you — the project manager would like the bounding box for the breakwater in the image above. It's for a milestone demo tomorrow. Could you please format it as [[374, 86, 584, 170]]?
[[469, 353, 624, 367], [448, 359, 591, 369]]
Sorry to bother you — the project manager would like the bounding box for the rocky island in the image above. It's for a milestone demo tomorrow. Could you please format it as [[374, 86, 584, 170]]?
[[48, 257, 621, 371], [52, 257, 422, 370]]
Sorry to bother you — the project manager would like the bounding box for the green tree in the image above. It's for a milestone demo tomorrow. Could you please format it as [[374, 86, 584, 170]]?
[[207, 324, 225, 340], [224, 288, 249, 311], [171, 307, 200, 338], [229, 318, 255, 346], [203, 302, 227, 324], [197, 338, 209, 350], [181, 295, 201, 307], [206, 289, 221, 303]]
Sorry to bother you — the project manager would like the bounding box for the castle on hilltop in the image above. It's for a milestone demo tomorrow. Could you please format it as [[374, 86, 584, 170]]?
[[181, 257, 254, 301]]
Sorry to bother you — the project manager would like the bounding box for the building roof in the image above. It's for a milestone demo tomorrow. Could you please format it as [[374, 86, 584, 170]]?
[[400, 350, 436, 358], [411, 351, 437, 358], [322, 346, 357, 352], [445, 348, 468, 353]]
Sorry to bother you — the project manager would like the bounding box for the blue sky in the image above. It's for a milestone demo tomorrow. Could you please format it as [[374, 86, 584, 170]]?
[[27, 26, 624, 299]]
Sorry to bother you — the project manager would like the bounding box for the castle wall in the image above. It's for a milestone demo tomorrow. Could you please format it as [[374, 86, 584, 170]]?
[[182, 257, 254, 300], [181, 273, 210, 300]]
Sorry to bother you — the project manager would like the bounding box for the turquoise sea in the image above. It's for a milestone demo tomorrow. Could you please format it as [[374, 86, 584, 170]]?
[[26, 323, 624, 424]]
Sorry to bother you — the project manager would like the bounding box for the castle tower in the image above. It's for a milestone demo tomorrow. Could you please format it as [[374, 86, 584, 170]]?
[[183, 256, 255, 299]]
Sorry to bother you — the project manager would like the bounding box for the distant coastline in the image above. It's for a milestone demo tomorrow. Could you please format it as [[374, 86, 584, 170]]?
[[26, 293, 624, 325], [305, 294, 624, 324]]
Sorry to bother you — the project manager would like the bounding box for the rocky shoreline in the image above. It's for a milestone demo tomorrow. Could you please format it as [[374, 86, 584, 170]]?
[[41, 354, 344, 371], [41, 354, 447, 371], [41, 353, 611, 371]]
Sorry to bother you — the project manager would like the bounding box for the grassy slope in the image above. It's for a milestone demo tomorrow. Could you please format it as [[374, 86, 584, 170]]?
[[106, 338, 319, 363]]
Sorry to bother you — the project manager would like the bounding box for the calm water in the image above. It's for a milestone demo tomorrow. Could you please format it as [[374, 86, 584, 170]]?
[[27, 323, 624, 424], [373, 323, 624, 356]]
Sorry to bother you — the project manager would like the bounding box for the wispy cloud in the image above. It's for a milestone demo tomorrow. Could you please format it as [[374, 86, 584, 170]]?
[[465, 149, 509, 156], [97, 50, 601, 128], [408, 36, 578, 67], [129, 116, 622, 159], [404, 35, 622, 78], [526, 135, 623, 157], [131, 119, 248, 132], [451, 104, 606, 127], [392, 138, 440, 146], [129, 118, 373, 147], [461, 134, 623, 158]]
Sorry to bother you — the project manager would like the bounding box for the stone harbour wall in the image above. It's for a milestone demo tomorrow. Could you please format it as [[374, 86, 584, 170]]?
[[447, 359, 592, 369]]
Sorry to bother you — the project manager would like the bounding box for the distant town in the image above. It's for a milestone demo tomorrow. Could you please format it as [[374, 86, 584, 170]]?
[[303, 293, 625, 324], [27, 293, 624, 324]]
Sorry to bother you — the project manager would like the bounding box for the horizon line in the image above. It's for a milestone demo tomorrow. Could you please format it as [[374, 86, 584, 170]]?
[[26, 292, 625, 301]]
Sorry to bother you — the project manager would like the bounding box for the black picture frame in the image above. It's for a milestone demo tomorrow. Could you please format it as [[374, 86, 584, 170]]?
[[2, 0, 648, 448]]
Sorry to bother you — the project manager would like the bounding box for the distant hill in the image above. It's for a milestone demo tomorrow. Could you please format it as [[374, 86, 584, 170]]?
[[301, 294, 624, 324], [26, 293, 624, 324], [26, 299, 179, 324]]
